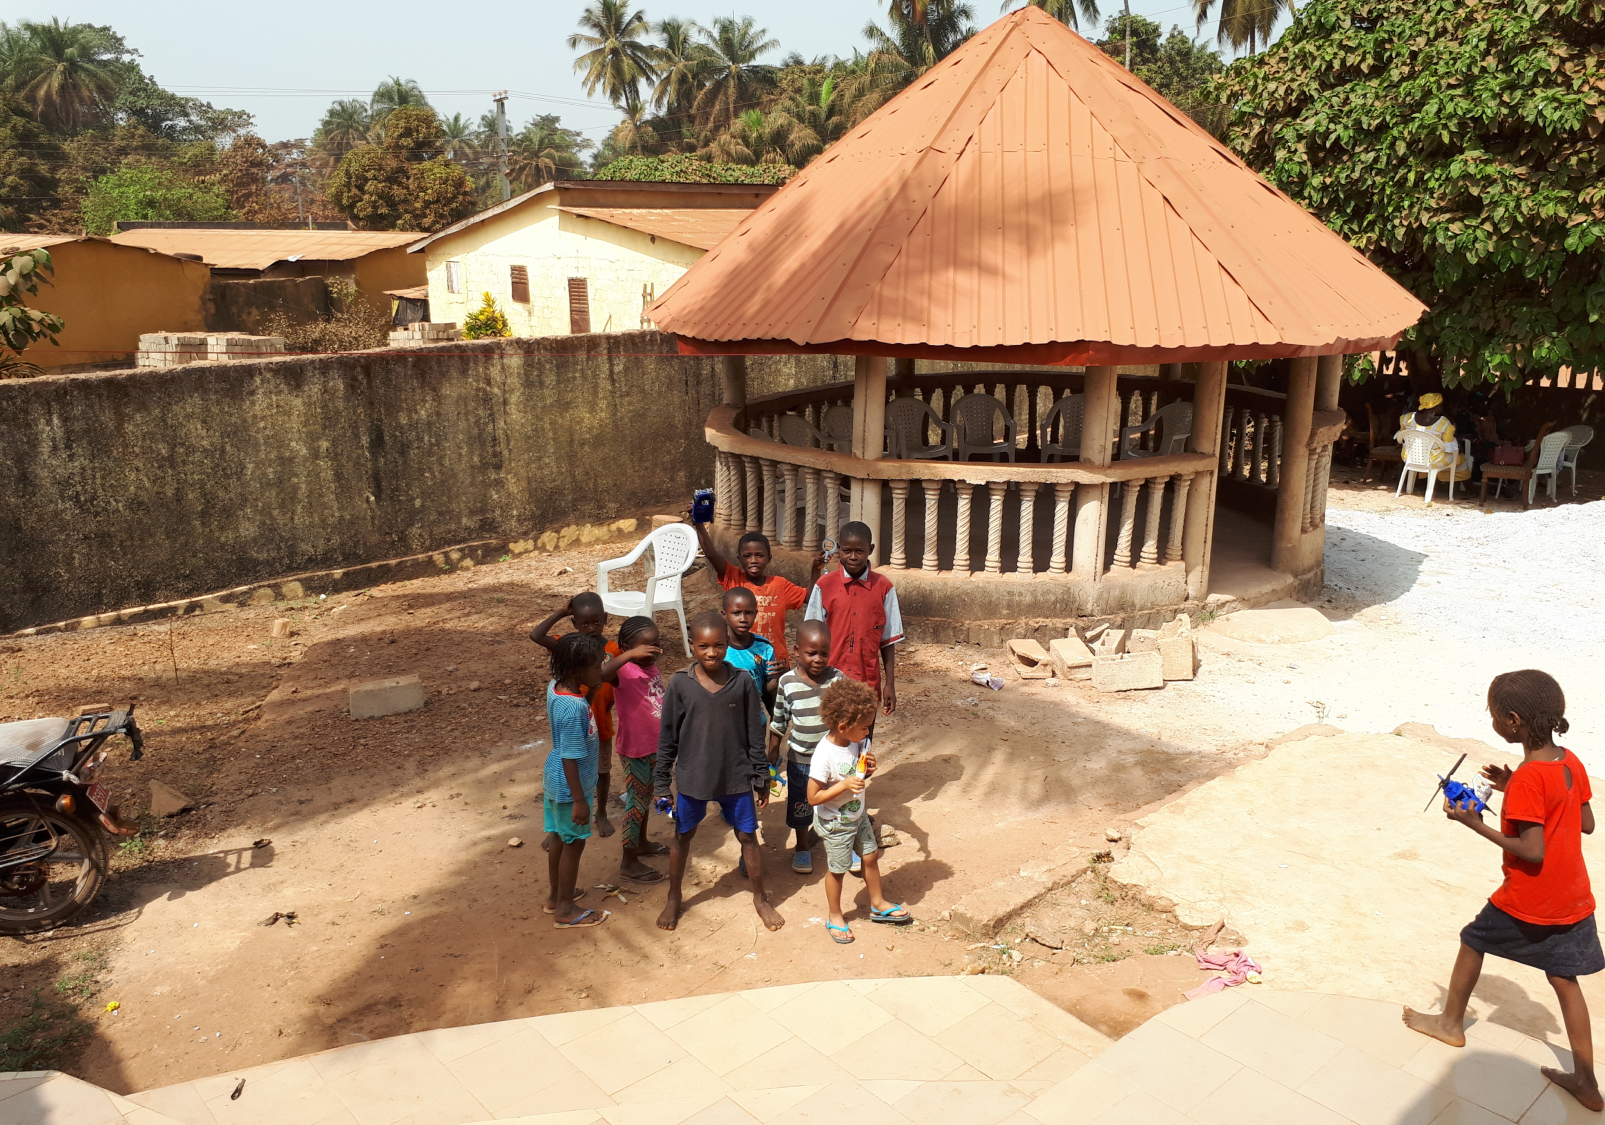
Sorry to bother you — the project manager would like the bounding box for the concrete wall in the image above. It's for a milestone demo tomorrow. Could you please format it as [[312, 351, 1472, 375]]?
[[27, 240, 211, 369], [0, 332, 848, 633], [206, 277, 333, 334]]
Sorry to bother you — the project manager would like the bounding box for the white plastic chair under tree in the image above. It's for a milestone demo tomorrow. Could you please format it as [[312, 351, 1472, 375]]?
[[1527, 429, 1572, 504], [951, 393, 1018, 462], [1040, 394, 1084, 462], [884, 396, 955, 459], [596, 523, 699, 656], [1121, 402, 1193, 459], [1395, 430, 1468, 505], [1558, 425, 1594, 497]]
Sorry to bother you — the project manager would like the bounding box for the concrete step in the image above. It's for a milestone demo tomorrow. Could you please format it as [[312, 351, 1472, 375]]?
[[0, 1070, 185, 1125]]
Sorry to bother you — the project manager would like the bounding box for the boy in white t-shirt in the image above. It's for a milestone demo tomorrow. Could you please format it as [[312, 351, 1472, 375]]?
[[808, 677, 913, 944]]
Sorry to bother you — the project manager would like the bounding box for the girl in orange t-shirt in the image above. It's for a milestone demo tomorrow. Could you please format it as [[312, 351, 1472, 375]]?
[[1404, 670, 1603, 1111]]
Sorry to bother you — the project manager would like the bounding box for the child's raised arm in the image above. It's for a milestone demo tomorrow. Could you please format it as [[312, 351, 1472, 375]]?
[[599, 643, 660, 683], [529, 600, 575, 652]]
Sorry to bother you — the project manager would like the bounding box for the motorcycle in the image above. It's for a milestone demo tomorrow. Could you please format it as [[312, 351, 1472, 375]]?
[[0, 706, 145, 934]]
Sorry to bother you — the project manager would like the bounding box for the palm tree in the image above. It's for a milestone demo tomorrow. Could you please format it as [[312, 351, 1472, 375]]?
[[999, 0, 1100, 30], [651, 18, 712, 119], [0, 18, 130, 132], [1192, 0, 1292, 54], [370, 75, 431, 132], [862, 0, 976, 84], [509, 115, 591, 190], [313, 99, 373, 162], [438, 112, 479, 161], [569, 0, 658, 115], [692, 17, 780, 138]]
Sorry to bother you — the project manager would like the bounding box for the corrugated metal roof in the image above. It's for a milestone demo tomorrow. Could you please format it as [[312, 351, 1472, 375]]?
[[652, 7, 1425, 364], [384, 285, 430, 300], [108, 228, 419, 270], [556, 207, 754, 251]]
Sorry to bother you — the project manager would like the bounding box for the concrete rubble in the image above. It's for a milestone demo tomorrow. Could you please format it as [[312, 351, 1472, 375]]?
[[349, 674, 426, 720]]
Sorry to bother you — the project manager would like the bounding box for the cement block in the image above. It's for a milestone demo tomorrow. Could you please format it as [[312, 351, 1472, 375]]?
[[1126, 628, 1160, 654], [950, 856, 1091, 936], [1005, 638, 1052, 678], [349, 674, 425, 719], [1093, 627, 1127, 656], [1159, 636, 1195, 680], [149, 780, 193, 817], [1092, 651, 1164, 692], [1048, 635, 1093, 680]]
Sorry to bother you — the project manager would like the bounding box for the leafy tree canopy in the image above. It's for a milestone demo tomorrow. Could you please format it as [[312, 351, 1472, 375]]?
[[1097, 14, 1223, 109], [1222, 0, 1605, 391], [0, 94, 55, 231], [593, 153, 794, 183], [81, 164, 232, 235], [327, 106, 476, 231]]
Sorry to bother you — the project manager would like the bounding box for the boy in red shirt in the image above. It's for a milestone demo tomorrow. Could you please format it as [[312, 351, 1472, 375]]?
[[1405, 669, 1602, 1111], [688, 515, 823, 685], [803, 521, 903, 717], [530, 592, 621, 837]]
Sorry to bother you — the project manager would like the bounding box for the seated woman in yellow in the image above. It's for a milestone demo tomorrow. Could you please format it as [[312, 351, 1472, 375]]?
[[1395, 393, 1471, 481]]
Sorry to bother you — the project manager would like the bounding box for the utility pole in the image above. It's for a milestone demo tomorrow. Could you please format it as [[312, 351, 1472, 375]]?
[[493, 91, 510, 202], [1124, 0, 1133, 70]]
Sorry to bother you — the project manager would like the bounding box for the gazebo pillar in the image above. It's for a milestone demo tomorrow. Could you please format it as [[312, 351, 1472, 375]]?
[[1072, 366, 1120, 579], [1183, 361, 1228, 599], [849, 356, 888, 562], [1271, 357, 1318, 574], [721, 356, 747, 413]]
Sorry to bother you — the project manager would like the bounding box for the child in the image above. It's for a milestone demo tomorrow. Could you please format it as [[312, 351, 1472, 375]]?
[[689, 517, 824, 682], [543, 632, 609, 929], [654, 610, 784, 933], [720, 587, 777, 706], [531, 593, 621, 837], [599, 615, 668, 884], [1404, 670, 1601, 1110], [804, 521, 903, 718], [808, 677, 912, 943], [769, 619, 842, 873]]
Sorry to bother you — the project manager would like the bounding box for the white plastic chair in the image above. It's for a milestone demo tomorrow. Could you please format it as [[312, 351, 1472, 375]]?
[[1395, 431, 1464, 504], [777, 412, 841, 451], [1558, 425, 1594, 496], [823, 404, 855, 451], [951, 393, 1018, 462], [1528, 429, 1572, 504], [1040, 394, 1084, 462], [1121, 401, 1193, 459], [596, 523, 699, 656], [884, 396, 954, 459]]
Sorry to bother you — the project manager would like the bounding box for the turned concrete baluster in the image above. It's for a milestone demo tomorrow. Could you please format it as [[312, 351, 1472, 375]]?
[[1050, 481, 1074, 572], [760, 459, 778, 540], [1167, 474, 1191, 562], [802, 467, 820, 552], [1267, 416, 1282, 489], [920, 480, 941, 571], [822, 470, 841, 545], [984, 481, 1008, 575], [1017, 481, 1040, 575], [1112, 474, 1140, 567], [781, 463, 800, 548], [1139, 476, 1166, 565], [1220, 407, 1237, 475], [723, 453, 742, 529], [953, 482, 975, 574], [742, 455, 761, 532], [887, 480, 910, 570], [1254, 413, 1268, 483], [1234, 415, 1252, 480]]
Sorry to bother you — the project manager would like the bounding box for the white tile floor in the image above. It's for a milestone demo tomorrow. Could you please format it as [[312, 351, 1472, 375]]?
[[4, 982, 1597, 1125]]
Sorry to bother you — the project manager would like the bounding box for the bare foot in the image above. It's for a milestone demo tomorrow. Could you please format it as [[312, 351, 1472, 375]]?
[[595, 812, 616, 838], [1402, 1007, 1467, 1047], [1543, 1068, 1605, 1111], [755, 898, 785, 931], [656, 892, 682, 930]]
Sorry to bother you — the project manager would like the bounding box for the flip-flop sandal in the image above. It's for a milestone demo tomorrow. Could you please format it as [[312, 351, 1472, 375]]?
[[553, 908, 610, 929], [826, 921, 854, 944], [638, 842, 670, 857], [542, 889, 586, 914], [621, 868, 665, 884], [869, 904, 913, 925]]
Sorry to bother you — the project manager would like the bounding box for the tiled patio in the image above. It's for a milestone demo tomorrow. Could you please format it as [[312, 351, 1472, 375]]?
[[3, 979, 1596, 1125]]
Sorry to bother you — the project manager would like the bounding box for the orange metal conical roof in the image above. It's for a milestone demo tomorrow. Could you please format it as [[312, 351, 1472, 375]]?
[[652, 7, 1424, 365]]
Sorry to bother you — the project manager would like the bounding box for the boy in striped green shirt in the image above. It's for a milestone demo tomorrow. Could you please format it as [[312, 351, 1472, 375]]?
[[767, 620, 842, 874]]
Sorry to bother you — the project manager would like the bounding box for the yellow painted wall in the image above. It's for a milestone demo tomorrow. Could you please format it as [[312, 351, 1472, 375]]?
[[421, 194, 705, 337], [351, 246, 427, 307], [27, 240, 210, 369]]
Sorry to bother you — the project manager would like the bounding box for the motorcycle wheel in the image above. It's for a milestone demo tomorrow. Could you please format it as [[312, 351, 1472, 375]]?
[[0, 794, 108, 934]]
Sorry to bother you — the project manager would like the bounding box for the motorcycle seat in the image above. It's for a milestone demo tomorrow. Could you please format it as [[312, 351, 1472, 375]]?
[[0, 717, 70, 767]]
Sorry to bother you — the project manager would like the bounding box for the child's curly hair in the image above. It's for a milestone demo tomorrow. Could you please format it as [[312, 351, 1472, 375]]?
[[820, 676, 878, 733], [1488, 669, 1569, 749], [550, 631, 606, 683]]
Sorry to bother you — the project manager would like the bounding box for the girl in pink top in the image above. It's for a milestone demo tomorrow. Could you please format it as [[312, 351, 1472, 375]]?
[[600, 616, 668, 884]]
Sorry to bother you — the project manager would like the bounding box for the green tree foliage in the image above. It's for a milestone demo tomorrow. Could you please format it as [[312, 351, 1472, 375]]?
[[508, 115, 591, 190], [81, 165, 232, 234], [327, 106, 476, 231], [313, 99, 374, 164], [1096, 14, 1224, 122], [0, 19, 133, 133], [1004, 0, 1100, 32], [462, 291, 511, 339], [594, 153, 795, 183], [692, 17, 780, 137], [569, 0, 659, 114], [112, 70, 251, 142], [1222, 0, 1605, 390], [0, 95, 55, 231], [0, 246, 65, 377], [1193, 0, 1294, 55]]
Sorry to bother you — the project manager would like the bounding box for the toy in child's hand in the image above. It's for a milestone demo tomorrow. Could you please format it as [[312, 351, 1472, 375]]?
[[653, 796, 673, 817], [692, 488, 715, 524], [1442, 778, 1492, 815], [821, 537, 838, 564], [1424, 753, 1469, 812]]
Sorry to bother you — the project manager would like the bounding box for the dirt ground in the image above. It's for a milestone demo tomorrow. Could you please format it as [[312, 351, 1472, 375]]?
[[0, 536, 1250, 1096]]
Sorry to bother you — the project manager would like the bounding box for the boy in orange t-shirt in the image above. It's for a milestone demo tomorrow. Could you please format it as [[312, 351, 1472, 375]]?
[[531, 592, 621, 838], [688, 517, 823, 689], [1404, 670, 1602, 1111]]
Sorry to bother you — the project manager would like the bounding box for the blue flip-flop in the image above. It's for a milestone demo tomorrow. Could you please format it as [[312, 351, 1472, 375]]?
[[870, 904, 913, 925], [553, 908, 609, 929], [826, 921, 854, 944]]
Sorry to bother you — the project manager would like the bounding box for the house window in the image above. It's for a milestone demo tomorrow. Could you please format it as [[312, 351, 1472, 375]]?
[[509, 264, 530, 304], [445, 261, 462, 294], [567, 277, 591, 334]]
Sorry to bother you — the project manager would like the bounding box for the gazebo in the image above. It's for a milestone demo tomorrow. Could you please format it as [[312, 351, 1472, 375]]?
[[652, 7, 1424, 624]]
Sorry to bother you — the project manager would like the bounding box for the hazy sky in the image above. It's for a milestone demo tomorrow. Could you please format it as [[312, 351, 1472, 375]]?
[[16, 0, 1285, 144]]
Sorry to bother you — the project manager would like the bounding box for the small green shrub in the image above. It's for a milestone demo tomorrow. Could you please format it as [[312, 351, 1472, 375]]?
[[462, 291, 510, 339]]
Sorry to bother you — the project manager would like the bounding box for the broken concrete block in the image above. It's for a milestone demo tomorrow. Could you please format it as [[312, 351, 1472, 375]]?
[[349, 674, 426, 720], [1160, 635, 1196, 680], [1127, 628, 1160, 654], [1005, 638, 1053, 679], [950, 854, 1090, 936], [269, 618, 292, 639], [149, 780, 193, 817], [1048, 636, 1094, 680], [1093, 628, 1127, 656], [1092, 651, 1164, 692]]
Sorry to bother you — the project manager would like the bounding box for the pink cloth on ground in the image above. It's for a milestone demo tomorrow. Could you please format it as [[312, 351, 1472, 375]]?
[[613, 661, 665, 758], [1184, 949, 1262, 1001]]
